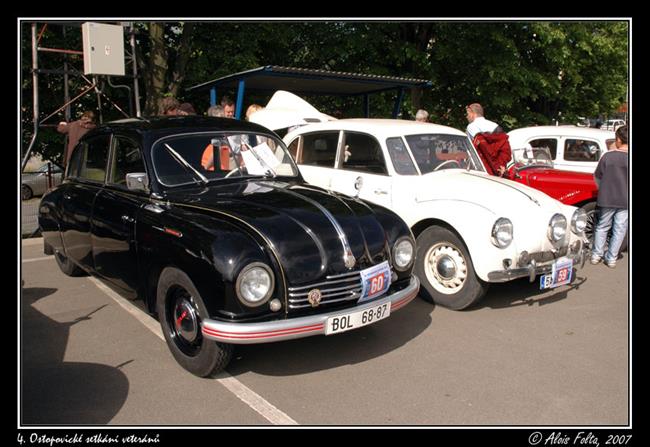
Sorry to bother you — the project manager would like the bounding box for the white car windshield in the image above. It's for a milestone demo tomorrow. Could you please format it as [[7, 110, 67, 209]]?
[[511, 146, 554, 169], [403, 134, 483, 174], [152, 132, 299, 187]]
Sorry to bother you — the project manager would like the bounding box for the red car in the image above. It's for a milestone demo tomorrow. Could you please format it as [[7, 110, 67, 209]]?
[[506, 147, 599, 241]]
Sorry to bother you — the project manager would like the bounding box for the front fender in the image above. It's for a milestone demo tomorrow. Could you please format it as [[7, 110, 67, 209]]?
[[137, 205, 280, 321], [404, 199, 518, 282]]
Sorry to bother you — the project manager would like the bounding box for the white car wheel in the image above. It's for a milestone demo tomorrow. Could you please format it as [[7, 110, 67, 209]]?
[[424, 243, 468, 295]]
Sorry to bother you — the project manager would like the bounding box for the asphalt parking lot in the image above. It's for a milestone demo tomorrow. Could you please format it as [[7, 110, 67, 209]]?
[[20, 238, 630, 426]]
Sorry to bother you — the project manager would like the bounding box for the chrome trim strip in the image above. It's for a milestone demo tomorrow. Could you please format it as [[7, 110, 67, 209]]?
[[201, 276, 419, 344], [288, 275, 360, 292]]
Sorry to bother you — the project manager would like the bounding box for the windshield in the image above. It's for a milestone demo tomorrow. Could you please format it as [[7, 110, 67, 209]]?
[[152, 132, 299, 187], [403, 134, 483, 174], [511, 146, 554, 169]]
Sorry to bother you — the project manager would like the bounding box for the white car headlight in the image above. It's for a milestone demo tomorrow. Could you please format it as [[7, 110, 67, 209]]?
[[393, 238, 415, 271], [491, 218, 513, 248], [236, 262, 274, 307], [548, 214, 568, 243], [571, 208, 588, 234]]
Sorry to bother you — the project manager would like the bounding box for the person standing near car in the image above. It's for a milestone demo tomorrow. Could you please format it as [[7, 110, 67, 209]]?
[[57, 110, 96, 168], [590, 125, 628, 268], [465, 103, 512, 177]]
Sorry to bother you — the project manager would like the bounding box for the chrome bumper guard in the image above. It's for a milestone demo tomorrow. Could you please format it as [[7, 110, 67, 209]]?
[[487, 245, 588, 283], [201, 276, 420, 344]]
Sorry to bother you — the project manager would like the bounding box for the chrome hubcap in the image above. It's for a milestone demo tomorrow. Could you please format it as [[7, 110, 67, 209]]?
[[424, 243, 468, 295], [174, 299, 198, 343]]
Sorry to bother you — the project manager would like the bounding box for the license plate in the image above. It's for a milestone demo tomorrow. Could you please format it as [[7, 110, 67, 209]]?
[[539, 256, 573, 290], [325, 302, 391, 335], [358, 261, 391, 303]]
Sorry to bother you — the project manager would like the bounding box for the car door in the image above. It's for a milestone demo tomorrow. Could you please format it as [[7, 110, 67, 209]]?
[[557, 137, 601, 173], [91, 134, 147, 297], [59, 134, 110, 270], [329, 131, 393, 209], [290, 131, 341, 189]]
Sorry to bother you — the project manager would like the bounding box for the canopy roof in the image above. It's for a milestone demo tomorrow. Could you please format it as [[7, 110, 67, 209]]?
[[188, 65, 432, 96]]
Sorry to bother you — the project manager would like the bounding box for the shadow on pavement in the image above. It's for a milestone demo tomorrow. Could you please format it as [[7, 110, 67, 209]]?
[[226, 297, 433, 377], [474, 274, 588, 310], [21, 287, 130, 425]]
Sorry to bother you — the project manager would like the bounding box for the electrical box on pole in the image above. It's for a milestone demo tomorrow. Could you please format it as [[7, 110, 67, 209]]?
[[81, 22, 125, 76]]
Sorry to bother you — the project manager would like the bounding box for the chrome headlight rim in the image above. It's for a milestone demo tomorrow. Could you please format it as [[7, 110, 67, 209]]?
[[235, 262, 275, 308], [491, 217, 513, 248], [548, 213, 568, 243], [393, 236, 415, 271], [571, 208, 588, 234]]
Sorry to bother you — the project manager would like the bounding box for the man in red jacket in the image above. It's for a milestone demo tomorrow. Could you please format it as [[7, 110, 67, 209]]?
[[465, 103, 512, 177]]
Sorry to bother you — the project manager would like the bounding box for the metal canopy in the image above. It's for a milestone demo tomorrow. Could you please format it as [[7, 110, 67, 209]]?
[[187, 65, 432, 119]]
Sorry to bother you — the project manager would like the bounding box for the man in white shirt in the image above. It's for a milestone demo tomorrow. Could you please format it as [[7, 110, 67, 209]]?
[[465, 103, 511, 177], [465, 103, 498, 139]]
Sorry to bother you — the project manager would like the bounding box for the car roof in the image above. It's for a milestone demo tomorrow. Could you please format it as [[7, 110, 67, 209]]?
[[96, 116, 273, 135], [285, 118, 466, 139], [508, 125, 615, 139]]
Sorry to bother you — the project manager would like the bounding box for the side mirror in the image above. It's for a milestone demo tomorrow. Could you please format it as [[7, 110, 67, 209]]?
[[126, 173, 149, 193]]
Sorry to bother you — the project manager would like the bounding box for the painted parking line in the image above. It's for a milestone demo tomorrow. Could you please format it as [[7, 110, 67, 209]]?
[[22, 256, 53, 263], [86, 276, 298, 426]]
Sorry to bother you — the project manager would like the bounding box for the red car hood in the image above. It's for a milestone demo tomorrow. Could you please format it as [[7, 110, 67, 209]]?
[[509, 166, 598, 205]]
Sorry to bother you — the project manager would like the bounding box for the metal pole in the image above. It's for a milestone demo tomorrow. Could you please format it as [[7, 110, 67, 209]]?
[[129, 23, 141, 117], [22, 23, 39, 172], [63, 26, 71, 123]]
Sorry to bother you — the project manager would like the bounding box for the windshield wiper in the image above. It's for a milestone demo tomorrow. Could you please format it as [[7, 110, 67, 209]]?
[[163, 143, 208, 185]]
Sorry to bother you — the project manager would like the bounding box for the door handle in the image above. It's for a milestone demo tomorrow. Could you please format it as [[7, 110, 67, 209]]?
[[63, 193, 72, 200], [374, 189, 389, 195], [121, 215, 135, 224]]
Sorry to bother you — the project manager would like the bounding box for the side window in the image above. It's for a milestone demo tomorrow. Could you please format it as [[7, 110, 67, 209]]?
[[66, 143, 85, 179], [564, 139, 600, 162], [341, 132, 388, 175], [287, 137, 299, 161], [78, 135, 110, 183], [386, 137, 417, 175], [301, 132, 339, 167], [110, 136, 146, 187], [529, 138, 558, 160]]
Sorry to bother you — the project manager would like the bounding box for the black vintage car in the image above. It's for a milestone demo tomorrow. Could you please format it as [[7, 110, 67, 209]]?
[[39, 116, 420, 377]]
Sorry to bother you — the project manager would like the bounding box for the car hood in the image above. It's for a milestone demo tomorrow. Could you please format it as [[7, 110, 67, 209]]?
[[167, 180, 396, 286], [416, 170, 563, 215]]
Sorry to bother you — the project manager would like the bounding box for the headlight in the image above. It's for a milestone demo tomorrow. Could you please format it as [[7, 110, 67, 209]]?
[[571, 208, 588, 234], [393, 238, 414, 271], [236, 262, 274, 307], [491, 218, 513, 248], [548, 213, 567, 243]]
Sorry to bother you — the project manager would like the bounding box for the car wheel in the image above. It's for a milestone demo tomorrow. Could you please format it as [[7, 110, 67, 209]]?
[[415, 226, 488, 310], [54, 250, 86, 277], [22, 185, 33, 201], [157, 267, 233, 378]]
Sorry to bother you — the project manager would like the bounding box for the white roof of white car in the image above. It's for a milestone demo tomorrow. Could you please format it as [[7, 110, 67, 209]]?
[[285, 119, 466, 140], [508, 125, 615, 140]]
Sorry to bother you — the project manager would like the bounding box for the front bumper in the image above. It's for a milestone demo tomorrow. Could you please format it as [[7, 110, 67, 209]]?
[[201, 276, 420, 344], [487, 243, 588, 283]]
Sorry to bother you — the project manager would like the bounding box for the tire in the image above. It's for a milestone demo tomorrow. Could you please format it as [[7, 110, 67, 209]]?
[[157, 267, 233, 378], [22, 185, 33, 201], [415, 226, 488, 310], [54, 250, 85, 277]]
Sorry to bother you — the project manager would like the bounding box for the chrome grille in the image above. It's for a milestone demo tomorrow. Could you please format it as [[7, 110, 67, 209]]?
[[288, 270, 362, 309]]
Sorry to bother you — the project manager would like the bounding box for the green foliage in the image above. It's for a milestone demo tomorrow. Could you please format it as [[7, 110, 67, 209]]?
[[21, 21, 629, 162]]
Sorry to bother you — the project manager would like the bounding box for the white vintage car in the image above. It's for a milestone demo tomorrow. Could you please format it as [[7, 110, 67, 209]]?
[[270, 119, 589, 310], [508, 126, 615, 174]]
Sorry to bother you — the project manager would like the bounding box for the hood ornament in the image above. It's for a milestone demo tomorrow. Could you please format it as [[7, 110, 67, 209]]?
[[307, 289, 322, 307]]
